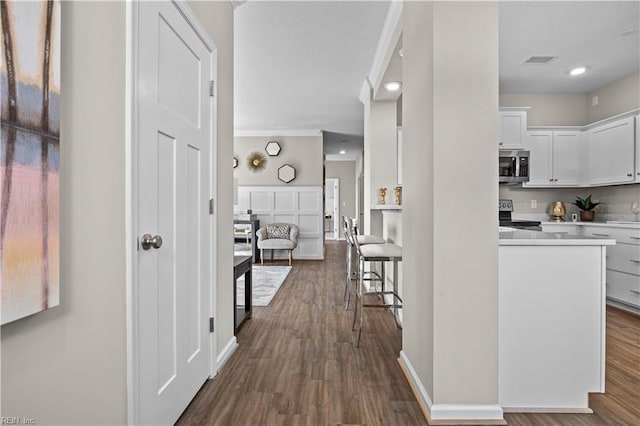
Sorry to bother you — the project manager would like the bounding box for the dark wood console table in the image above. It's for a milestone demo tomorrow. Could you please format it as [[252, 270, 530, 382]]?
[[233, 255, 252, 334]]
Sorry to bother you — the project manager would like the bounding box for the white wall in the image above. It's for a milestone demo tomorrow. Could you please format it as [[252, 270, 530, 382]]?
[[1, 2, 128, 423], [402, 1, 500, 418], [325, 161, 357, 231], [587, 71, 640, 123], [234, 135, 323, 186], [363, 99, 397, 236], [1, 1, 235, 423], [499, 93, 588, 126], [500, 72, 640, 127]]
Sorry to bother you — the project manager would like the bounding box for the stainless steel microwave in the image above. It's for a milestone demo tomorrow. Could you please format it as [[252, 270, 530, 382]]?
[[499, 149, 529, 184]]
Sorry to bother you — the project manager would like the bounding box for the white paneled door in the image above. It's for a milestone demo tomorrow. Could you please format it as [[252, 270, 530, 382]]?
[[136, 1, 215, 424]]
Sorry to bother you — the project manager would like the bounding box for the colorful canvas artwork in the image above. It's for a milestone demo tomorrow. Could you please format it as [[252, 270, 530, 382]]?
[[1, 0, 60, 325]]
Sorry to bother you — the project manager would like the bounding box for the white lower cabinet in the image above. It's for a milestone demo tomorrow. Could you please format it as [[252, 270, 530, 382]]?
[[543, 223, 640, 311], [606, 270, 640, 307]]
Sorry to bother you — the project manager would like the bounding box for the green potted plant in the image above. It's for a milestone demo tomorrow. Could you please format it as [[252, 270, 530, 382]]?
[[572, 195, 600, 222]]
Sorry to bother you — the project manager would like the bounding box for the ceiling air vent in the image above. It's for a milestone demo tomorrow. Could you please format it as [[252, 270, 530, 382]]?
[[523, 56, 556, 65]]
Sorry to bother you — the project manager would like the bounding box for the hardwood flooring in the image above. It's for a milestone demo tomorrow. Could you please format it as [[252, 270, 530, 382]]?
[[178, 241, 425, 425], [178, 241, 640, 425]]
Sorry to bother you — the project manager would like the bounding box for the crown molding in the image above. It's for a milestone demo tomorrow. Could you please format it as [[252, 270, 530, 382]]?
[[229, 0, 247, 10], [358, 78, 372, 104], [234, 129, 323, 138], [367, 1, 403, 95]]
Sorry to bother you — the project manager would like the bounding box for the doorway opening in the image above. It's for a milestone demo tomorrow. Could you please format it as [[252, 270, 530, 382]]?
[[324, 177, 339, 240]]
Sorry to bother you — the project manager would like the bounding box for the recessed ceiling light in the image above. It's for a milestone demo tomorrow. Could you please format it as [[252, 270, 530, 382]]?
[[384, 81, 402, 91], [569, 66, 587, 76], [339, 150, 346, 155]]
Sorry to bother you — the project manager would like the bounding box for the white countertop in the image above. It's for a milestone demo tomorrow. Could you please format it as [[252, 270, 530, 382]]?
[[542, 221, 640, 229], [371, 204, 402, 210], [499, 229, 616, 246]]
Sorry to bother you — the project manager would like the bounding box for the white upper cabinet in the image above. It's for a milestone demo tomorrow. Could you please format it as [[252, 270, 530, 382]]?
[[525, 130, 580, 187], [585, 116, 635, 185], [526, 131, 553, 185], [553, 131, 581, 185], [499, 110, 527, 148], [636, 115, 640, 183]]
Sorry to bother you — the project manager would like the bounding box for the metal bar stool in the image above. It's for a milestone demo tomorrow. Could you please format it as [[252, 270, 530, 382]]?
[[351, 232, 402, 347], [342, 217, 385, 310]]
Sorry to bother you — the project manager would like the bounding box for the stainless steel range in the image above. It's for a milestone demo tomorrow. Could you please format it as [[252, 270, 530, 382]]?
[[499, 199, 542, 231]]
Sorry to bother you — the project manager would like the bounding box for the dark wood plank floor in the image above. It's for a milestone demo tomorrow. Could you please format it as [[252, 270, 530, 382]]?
[[178, 241, 640, 425], [178, 241, 425, 425]]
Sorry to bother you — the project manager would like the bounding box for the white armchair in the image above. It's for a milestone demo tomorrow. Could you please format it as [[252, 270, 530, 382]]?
[[256, 223, 299, 266]]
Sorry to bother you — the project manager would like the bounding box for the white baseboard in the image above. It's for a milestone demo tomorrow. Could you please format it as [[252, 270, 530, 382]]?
[[398, 350, 433, 410], [398, 351, 505, 425], [216, 336, 238, 374], [502, 407, 593, 414], [431, 404, 505, 422]]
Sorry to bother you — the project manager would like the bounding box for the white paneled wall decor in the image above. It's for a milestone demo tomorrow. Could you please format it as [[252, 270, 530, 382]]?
[[236, 186, 324, 260]]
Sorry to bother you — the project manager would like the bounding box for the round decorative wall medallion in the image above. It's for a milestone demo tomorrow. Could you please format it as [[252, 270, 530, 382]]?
[[265, 141, 281, 156], [278, 164, 296, 183], [247, 151, 267, 172]]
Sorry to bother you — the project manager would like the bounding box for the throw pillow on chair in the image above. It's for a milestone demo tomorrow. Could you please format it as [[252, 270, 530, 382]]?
[[266, 224, 290, 239]]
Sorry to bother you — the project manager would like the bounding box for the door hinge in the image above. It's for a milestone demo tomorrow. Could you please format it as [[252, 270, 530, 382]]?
[[209, 198, 215, 215], [209, 80, 215, 97], [209, 317, 214, 333]]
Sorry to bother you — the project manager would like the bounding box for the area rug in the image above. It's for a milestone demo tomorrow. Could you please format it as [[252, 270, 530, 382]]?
[[236, 265, 292, 306]]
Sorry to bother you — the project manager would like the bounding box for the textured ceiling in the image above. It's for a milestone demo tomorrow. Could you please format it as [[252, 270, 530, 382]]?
[[234, 0, 390, 140], [500, 1, 640, 93]]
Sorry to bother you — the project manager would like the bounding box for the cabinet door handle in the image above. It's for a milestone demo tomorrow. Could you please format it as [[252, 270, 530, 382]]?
[[592, 233, 610, 237], [549, 178, 554, 182], [630, 259, 640, 263], [627, 173, 633, 177], [630, 289, 640, 295], [630, 236, 640, 240]]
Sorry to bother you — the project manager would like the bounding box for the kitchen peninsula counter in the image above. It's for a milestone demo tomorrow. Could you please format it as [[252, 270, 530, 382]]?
[[498, 229, 614, 412], [499, 228, 616, 245]]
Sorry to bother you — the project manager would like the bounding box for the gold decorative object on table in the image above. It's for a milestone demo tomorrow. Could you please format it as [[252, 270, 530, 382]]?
[[379, 187, 387, 205], [550, 201, 566, 222], [247, 151, 267, 172], [394, 186, 402, 205]]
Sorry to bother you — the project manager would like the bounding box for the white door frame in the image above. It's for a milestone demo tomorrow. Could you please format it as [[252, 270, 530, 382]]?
[[325, 177, 340, 240], [332, 178, 340, 239], [125, 1, 218, 424]]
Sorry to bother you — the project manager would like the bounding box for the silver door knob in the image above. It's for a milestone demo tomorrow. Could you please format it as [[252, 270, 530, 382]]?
[[141, 234, 163, 250]]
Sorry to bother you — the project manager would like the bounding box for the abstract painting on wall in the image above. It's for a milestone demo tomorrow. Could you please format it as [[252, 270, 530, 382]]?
[[1, 0, 60, 325]]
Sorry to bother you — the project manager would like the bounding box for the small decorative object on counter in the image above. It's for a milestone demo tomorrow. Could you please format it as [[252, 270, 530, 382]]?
[[394, 186, 402, 205], [631, 201, 640, 222], [572, 194, 600, 222], [550, 201, 566, 222], [379, 187, 387, 205]]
